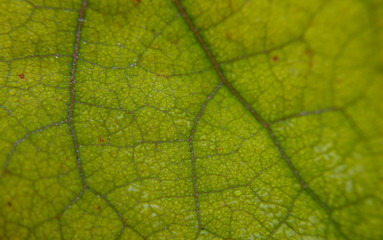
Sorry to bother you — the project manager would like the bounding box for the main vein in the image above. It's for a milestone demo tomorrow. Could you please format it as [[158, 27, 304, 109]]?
[[173, 0, 331, 218]]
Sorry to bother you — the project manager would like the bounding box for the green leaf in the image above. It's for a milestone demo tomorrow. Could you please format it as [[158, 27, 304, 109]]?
[[1, 0, 383, 239]]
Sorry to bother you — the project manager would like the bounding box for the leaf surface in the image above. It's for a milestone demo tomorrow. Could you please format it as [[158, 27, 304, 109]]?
[[1, 0, 383, 239]]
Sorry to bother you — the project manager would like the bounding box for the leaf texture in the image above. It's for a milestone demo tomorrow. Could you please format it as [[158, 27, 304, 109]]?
[[1, 0, 383, 239]]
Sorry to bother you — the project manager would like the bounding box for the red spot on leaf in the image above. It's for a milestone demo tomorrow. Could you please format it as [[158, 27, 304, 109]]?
[[18, 73, 24, 79], [99, 138, 105, 143], [272, 55, 279, 62]]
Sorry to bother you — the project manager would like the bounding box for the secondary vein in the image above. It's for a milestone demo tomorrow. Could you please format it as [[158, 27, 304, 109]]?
[[68, 0, 88, 188]]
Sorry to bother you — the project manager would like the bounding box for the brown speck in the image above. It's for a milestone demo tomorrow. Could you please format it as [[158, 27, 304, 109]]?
[[99, 138, 105, 143], [305, 49, 312, 56], [217, 146, 222, 152], [226, 32, 232, 40], [96, 206, 101, 211], [272, 55, 279, 62], [65, 156, 69, 161], [133, 0, 141, 4], [18, 73, 24, 79], [7, 201, 12, 207]]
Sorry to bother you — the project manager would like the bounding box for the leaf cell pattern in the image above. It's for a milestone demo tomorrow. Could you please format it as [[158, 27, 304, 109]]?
[[1, 0, 383, 239]]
